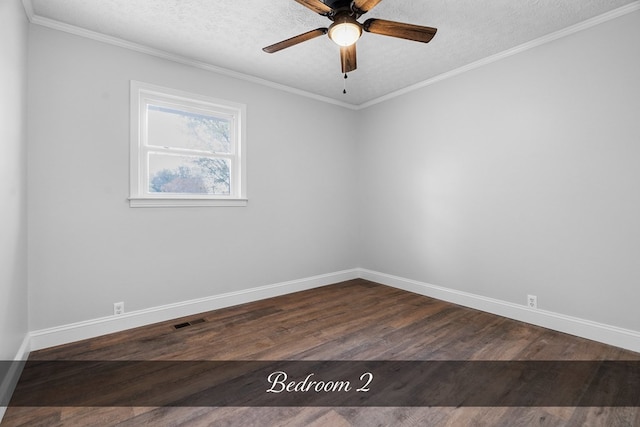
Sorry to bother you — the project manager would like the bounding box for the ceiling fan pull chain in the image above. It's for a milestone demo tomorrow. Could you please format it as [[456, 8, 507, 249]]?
[[343, 73, 348, 94]]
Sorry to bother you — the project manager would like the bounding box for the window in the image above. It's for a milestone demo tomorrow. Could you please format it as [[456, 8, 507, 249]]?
[[129, 81, 246, 207]]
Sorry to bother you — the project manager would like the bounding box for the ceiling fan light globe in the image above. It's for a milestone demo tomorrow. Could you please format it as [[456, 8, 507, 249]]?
[[329, 21, 362, 46]]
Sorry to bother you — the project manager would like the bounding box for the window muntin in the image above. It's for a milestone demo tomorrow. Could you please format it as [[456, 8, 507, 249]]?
[[130, 81, 246, 207]]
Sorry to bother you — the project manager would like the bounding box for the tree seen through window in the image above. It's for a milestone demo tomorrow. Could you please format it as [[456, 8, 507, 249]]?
[[147, 106, 231, 195]]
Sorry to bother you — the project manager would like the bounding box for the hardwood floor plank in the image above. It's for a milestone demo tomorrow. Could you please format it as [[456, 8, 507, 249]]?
[[3, 279, 639, 426]]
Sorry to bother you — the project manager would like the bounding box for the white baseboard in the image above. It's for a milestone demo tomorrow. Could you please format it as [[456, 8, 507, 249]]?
[[10, 267, 638, 423], [359, 268, 640, 354], [26, 267, 640, 354], [0, 333, 30, 422], [29, 269, 360, 351]]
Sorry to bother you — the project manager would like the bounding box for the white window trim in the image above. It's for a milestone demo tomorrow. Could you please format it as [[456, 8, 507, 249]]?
[[129, 81, 247, 207]]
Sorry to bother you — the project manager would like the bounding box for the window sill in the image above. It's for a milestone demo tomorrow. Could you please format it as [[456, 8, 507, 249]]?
[[128, 198, 248, 208]]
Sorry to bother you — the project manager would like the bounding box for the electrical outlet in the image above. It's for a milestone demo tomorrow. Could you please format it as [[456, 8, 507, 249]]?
[[527, 295, 537, 309], [114, 301, 125, 315]]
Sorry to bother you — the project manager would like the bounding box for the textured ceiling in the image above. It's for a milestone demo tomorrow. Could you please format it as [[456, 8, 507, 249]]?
[[28, 0, 638, 106]]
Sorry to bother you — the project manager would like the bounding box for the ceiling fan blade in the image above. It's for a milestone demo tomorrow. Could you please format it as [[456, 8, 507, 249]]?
[[363, 18, 437, 43], [294, 0, 333, 15], [263, 28, 328, 53], [352, 0, 384, 14], [340, 44, 357, 73]]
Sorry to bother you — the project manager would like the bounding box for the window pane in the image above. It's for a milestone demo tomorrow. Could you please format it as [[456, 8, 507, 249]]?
[[148, 153, 231, 195], [147, 105, 231, 153]]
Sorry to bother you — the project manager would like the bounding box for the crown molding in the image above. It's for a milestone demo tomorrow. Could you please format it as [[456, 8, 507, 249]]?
[[19, 0, 640, 110], [20, 2, 358, 111], [359, 1, 640, 109], [19, 0, 34, 20]]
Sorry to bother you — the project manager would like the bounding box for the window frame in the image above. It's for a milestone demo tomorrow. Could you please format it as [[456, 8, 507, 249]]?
[[129, 81, 247, 207]]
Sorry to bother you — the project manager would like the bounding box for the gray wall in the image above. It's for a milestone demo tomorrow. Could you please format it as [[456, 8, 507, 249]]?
[[0, 0, 29, 359], [27, 26, 359, 330], [21, 7, 640, 337], [358, 10, 640, 331]]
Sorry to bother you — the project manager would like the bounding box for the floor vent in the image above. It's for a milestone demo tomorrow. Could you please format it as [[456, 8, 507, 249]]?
[[173, 318, 206, 329]]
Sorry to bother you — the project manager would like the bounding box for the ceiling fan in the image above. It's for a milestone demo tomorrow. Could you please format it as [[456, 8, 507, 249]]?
[[263, 0, 437, 74]]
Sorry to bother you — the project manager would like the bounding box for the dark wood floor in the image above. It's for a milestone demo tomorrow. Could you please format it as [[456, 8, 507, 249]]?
[[3, 279, 639, 426]]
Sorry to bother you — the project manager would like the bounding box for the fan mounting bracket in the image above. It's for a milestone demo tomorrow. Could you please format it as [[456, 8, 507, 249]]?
[[323, 0, 352, 10], [320, 0, 363, 20]]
